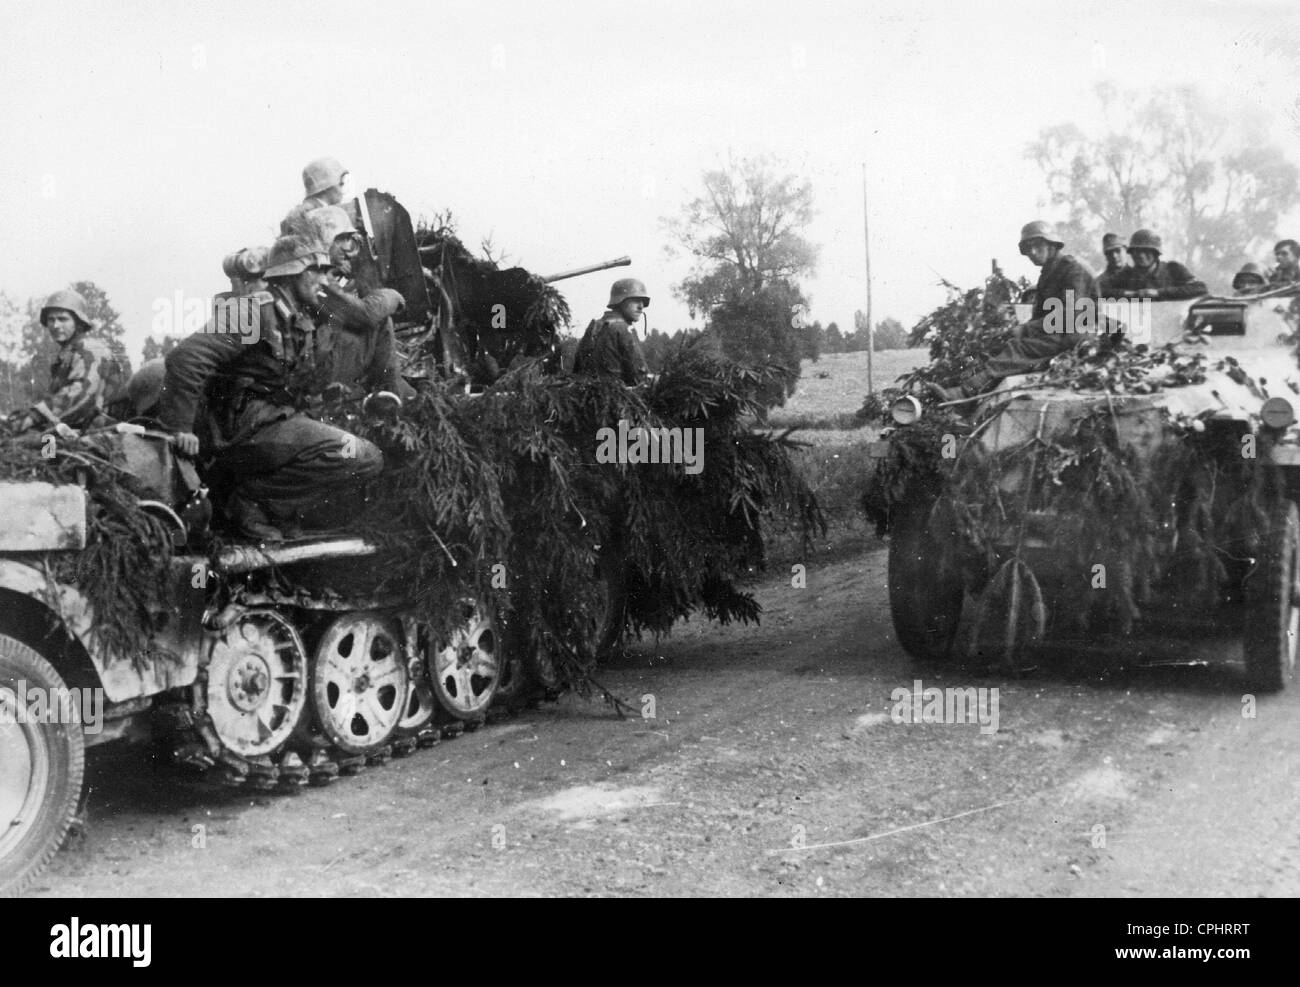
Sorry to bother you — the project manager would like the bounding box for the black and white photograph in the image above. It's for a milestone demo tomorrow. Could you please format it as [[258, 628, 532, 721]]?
[[0, 0, 1296, 924]]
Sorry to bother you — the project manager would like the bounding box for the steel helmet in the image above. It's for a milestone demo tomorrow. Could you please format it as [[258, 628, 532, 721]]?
[[1102, 233, 1124, 251], [302, 206, 360, 254], [1018, 221, 1064, 255], [263, 234, 331, 278], [608, 278, 650, 308], [302, 156, 347, 197], [1233, 262, 1267, 289], [40, 289, 94, 330], [1127, 229, 1163, 254], [126, 358, 166, 417]]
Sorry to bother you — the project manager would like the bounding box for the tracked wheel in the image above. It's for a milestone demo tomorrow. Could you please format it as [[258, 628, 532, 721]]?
[[428, 601, 504, 722], [204, 611, 309, 759], [312, 613, 409, 755]]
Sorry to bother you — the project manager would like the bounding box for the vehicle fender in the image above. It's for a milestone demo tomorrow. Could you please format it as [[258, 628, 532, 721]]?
[[0, 557, 200, 702]]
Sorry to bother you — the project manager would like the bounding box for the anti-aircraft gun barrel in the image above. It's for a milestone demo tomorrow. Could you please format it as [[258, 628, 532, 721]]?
[[542, 256, 631, 284]]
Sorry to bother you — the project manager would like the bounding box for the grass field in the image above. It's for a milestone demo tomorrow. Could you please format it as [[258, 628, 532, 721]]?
[[760, 348, 930, 554], [767, 349, 928, 429]]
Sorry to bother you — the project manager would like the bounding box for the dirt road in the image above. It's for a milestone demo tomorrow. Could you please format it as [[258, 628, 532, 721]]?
[[27, 545, 1300, 897]]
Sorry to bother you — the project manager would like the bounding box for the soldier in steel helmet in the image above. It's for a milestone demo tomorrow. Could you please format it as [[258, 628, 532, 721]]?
[[159, 234, 398, 540], [9, 289, 121, 433], [933, 221, 1097, 401], [1096, 232, 1129, 299], [1233, 262, 1268, 296], [294, 204, 405, 335], [573, 278, 650, 385], [1110, 230, 1207, 300]]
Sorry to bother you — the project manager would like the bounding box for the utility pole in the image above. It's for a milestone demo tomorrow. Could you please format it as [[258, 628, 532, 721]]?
[[862, 162, 874, 395]]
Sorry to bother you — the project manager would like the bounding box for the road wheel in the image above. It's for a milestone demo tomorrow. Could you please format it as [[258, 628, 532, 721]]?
[[887, 492, 964, 661], [428, 601, 504, 722], [1243, 499, 1300, 692], [0, 634, 85, 897], [312, 612, 408, 755]]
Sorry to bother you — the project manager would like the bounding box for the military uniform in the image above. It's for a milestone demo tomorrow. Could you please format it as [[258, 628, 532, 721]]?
[[1111, 260, 1207, 300], [1097, 232, 1128, 299], [965, 251, 1097, 392], [159, 286, 394, 537], [1269, 265, 1300, 287], [29, 333, 120, 430], [573, 312, 648, 385]]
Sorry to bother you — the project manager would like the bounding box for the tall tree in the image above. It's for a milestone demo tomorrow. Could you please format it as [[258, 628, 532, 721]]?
[[824, 321, 844, 353], [1026, 84, 1300, 290], [664, 156, 819, 407], [664, 154, 818, 315]]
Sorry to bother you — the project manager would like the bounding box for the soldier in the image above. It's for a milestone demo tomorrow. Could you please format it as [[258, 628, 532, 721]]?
[[296, 205, 404, 333], [11, 290, 120, 433], [279, 156, 357, 238], [1269, 239, 1300, 286], [159, 235, 396, 540], [1096, 232, 1129, 298], [573, 278, 650, 385], [1110, 230, 1207, 300], [1233, 262, 1268, 296], [932, 222, 1096, 401]]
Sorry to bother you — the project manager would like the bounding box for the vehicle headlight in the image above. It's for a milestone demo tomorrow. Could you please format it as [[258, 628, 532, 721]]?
[[891, 395, 924, 425], [1262, 397, 1295, 429]]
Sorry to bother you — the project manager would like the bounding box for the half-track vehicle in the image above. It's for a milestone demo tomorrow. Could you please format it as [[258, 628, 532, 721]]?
[[0, 420, 514, 895], [0, 194, 628, 896], [870, 286, 1300, 691]]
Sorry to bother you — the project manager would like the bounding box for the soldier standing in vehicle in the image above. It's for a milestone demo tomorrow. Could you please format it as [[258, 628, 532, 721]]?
[[1110, 230, 1207, 300], [931, 222, 1096, 401], [159, 235, 394, 541], [1233, 262, 1268, 296], [573, 278, 650, 385], [1269, 239, 1300, 286], [1096, 232, 1129, 298], [10, 290, 121, 433]]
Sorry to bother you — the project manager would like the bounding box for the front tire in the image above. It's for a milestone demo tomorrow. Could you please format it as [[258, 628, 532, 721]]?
[[887, 492, 964, 661], [1243, 500, 1300, 692], [0, 634, 86, 897]]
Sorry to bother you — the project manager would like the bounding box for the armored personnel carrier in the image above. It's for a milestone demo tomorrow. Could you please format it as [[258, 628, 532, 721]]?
[[869, 287, 1300, 691]]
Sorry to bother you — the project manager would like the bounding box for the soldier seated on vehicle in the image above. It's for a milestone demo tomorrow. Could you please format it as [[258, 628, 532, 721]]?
[[1109, 230, 1207, 301], [9, 290, 121, 434], [287, 205, 407, 346], [573, 278, 651, 385], [159, 235, 396, 541], [930, 222, 1097, 402], [1096, 232, 1129, 298], [1233, 262, 1268, 296], [1268, 239, 1300, 287]]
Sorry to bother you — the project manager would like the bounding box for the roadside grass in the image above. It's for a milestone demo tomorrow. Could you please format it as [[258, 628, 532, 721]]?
[[760, 349, 928, 570], [768, 349, 927, 429]]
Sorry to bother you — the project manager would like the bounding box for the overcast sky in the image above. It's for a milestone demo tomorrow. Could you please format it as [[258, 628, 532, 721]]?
[[2, 0, 1299, 361]]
